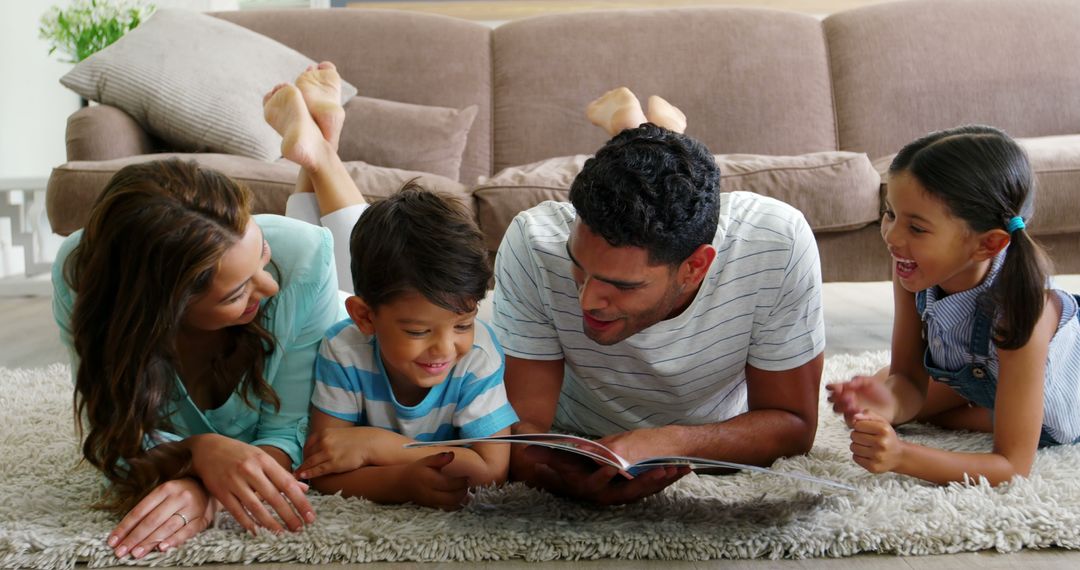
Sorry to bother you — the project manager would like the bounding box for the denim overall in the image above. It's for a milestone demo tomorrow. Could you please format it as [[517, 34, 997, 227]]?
[[917, 290, 1063, 447]]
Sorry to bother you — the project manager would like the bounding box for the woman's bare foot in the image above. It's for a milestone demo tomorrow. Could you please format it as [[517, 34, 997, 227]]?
[[646, 95, 687, 134], [263, 83, 332, 171], [295, 61, 347, 150], [586, 87, 647, 137]]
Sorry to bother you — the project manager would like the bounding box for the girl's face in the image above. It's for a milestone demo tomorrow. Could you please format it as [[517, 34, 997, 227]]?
[[348, 291, 476, 406], [881, 172, 993, 295], [181, 219, 279, 332]]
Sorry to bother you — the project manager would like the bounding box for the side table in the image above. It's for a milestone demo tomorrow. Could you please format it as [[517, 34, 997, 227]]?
[[0, 177, 61, 296]]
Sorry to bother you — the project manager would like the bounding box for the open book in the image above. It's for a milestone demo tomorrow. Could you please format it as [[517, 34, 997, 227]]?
[[404, 433, 854, 491]]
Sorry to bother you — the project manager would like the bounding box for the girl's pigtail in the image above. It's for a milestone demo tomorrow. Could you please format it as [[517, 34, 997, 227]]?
[[993, 221, 1051, 349]]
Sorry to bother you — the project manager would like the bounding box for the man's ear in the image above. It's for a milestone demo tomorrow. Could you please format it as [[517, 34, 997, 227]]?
[[678, 243, 716, 288], [975, 229, 1011, 261], [345, 295, 377, 335]]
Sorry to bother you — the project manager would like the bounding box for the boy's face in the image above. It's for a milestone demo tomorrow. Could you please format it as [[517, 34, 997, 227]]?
[[347, 290, 477, 405]]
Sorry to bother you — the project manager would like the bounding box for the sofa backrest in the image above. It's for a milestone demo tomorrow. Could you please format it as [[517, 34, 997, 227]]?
[[825, 0, 1080, 160], [491, 7, 839, 173], [217, 9, 494, 185]]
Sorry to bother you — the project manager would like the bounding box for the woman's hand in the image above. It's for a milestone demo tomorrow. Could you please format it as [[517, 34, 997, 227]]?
[[189, 434, 313, 534], [108, 477, 216, 559]]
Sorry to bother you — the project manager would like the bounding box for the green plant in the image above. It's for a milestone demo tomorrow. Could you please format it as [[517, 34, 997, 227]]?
[[39, 0, 155, 63]]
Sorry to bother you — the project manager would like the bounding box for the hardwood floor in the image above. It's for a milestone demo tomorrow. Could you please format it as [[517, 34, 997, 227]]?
[[0, 295, 64, 368]]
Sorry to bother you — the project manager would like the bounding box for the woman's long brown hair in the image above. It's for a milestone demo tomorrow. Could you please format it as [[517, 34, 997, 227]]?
[[65, 159, 280, 513]]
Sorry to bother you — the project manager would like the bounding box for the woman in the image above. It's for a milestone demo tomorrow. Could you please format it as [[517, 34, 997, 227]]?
[[52, 158, 342, 558]]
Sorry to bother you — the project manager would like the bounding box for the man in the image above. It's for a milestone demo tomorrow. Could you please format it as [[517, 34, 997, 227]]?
[[491, 123, 825, 504]]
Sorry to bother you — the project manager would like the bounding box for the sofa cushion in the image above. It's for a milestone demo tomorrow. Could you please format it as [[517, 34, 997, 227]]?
[[873, 134, 1080, 237], [46, 154, 469, 237], [825, 0, 1080, 159], [492, 8, 838, 172], [337, 96, 478, 181], [473, 152, 881, 253], [59, 9, 358, 161]]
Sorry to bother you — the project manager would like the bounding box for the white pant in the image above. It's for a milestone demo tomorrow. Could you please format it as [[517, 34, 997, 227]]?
[[285, 193, 368, 295]]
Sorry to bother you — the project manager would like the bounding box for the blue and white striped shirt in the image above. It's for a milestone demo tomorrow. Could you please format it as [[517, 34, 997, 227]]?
[[311, 318, 518, 441], [492, 193, 826, 437], [921, 254, 1080, 444]]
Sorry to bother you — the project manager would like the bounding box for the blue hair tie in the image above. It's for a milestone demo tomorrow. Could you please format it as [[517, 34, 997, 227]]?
[[1006, 216, 1026, 233]]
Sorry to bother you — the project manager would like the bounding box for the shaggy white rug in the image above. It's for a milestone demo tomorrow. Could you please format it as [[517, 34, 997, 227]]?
[[2, 352, 1079, 569]]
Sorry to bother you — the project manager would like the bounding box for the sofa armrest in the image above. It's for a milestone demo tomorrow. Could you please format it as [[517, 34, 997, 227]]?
[[65, 105, 156, 161]]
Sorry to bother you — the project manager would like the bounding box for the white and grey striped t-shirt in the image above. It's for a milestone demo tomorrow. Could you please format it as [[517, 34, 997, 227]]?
[[491, 192, 826, 437]]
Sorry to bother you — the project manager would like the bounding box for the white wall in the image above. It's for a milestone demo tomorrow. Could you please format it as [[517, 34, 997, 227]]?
[[0, 1, 80, 179], [0, 1, 243, 180]]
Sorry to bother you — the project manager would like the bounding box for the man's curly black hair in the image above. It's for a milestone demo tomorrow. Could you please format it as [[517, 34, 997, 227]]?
[[569, 123, 721, 265]]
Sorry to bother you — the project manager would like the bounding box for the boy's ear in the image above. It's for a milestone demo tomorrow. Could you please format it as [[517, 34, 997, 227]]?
[[345, 295, 377, 335], [975, 229, 1011, 261]]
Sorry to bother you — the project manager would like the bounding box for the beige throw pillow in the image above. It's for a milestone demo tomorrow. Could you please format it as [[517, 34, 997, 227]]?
[[473, 152, 882, 253], [337, 97, 479, 181], [59, 9, 358, 161]]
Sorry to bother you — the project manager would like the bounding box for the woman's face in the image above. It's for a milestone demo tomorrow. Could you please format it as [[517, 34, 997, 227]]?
[[181, 219, 279, 332]]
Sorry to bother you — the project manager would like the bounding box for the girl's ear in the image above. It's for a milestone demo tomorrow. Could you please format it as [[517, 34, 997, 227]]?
[[345, 295, 377, 335], [974, 228, 1011, 261]]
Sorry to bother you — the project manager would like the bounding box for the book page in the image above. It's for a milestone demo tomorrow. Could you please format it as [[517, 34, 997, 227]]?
[[404, 433, 629, 470]]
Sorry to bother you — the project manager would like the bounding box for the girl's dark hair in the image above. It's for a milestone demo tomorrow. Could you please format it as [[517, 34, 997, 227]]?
[[349, 181, 491, 312], [890, 125, 1050, 349], [64, 159, 279, 514]]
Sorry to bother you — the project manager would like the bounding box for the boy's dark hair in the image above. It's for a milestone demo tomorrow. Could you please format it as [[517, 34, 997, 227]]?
[[890, 124, 1050, 350], [569, 123, 721, 266], [349, 181, 491, 312]]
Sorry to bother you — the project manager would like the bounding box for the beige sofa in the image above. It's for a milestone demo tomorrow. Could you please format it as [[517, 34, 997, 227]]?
[[46, 0, 1080, 282]]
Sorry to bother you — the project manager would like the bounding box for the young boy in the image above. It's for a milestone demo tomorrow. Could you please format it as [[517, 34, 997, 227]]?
[[295, 184, 518, 510]]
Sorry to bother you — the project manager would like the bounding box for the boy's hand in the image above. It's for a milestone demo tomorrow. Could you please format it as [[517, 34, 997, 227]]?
[[826, 375, 897, 427], [404, 452, 470, 510], [297, 427, 372, 479], [850, 411, 903, 474]]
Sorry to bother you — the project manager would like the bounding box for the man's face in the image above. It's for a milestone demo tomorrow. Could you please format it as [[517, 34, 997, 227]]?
[[567, 221, 689, 345]]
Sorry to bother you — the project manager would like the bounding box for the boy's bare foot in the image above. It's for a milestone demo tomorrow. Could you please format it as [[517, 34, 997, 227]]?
[[295, 61, 347, 150], [263, 83, 331, 171], [646, 95, 687, 134], [586, 87, 647, 137]]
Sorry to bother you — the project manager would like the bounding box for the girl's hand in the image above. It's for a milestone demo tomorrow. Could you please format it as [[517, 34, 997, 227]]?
[[850, 411, 904, 474], [108, 477, 216, 559], [827, 374, 898, 427], [403, 452, 470, 511], [189, 434, 313, 534], [296, 427, 374, 480]]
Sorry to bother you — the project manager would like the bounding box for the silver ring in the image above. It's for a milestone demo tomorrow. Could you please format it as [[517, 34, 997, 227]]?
[[173, 512, 189, 526]]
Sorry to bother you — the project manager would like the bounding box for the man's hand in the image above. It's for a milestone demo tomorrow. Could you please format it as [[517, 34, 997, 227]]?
[[524, 445, 688, 506], [403, 452, 471, 510], [595, 427, 672, 465], [827, 374, 898, 427], [850, 411, 904, 474]]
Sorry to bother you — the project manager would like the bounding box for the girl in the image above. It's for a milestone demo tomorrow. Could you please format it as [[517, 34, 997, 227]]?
[[53, 158, 342, 558], [828, 125, 1080, 486]]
